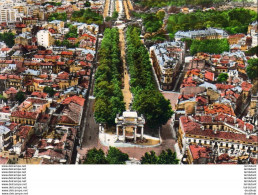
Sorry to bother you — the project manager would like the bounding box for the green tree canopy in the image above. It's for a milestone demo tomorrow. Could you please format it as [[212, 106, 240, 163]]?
[[15, 91, 26, 103], [71, 9, 103, 25], [167, 8, 257, 36], [94, 28, 125, 125], [140, 151, 159, 164], [126, 26, 173, 130], [246, 58, 258, 80], [158, 149, 179, 164], [190, 39, 229, 55], [83, 147, 129, 164], [43, 86, 55, 97], [84, 1, 91, 7], [217, 73, 229, 83], [133, 89, 173, 129], [84, 148, 108, 164], [106, 147, 129, 164], [112, 11, 119, 19], [0, 32, 15, 47], [245, 46, 258, 57], [48, 13, 67, 21], [141, 149, 179, 164]]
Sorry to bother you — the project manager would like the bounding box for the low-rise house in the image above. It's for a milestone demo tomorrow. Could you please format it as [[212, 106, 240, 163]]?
[[0, 125, 12, 151], [10, 111, 38, 125]]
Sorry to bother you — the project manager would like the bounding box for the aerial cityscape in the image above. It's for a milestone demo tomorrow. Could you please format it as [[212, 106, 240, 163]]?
[[0, 0, 257, 165]]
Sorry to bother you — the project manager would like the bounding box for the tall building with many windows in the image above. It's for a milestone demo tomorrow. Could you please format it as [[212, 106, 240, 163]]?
[[0, 8, 18, 22], [36, 30, 54, 49]]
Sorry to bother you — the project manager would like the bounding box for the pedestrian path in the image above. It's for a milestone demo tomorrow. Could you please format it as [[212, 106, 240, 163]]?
[[119, 29, 132, 110], [123, 0, 131, 20]]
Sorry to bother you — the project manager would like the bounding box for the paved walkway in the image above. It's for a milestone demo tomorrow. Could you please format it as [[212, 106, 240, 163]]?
[[78, 138, 176, 161], [115, 0, 120, 12], [123, 0, 131, 20], [103, 0, 110, 18], [119, 29, 132, 110], [127, 0, 134, 10]]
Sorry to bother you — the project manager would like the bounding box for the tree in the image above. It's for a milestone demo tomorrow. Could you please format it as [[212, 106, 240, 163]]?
[[106, 147, 129, 164], [190, 39, 229, 55], [0, 32, 15, 47], [105, 16, 112, 22], [48, 13, 67, 21], [112, 11, 118, 19], [167, 8, 257, 37], [140, 151, 159, 164], [15, 91, 26, 103], [94, 28, 124, 125], [0, 94, 7, 102], [83, 147, 129, 164], [84, 1, 91, 7], [84, 148, 108, 164], [158, 149, 179, 164], [71, 9, 103, 25], [246, 58, 258, 80], [141, 149, 179, 164], [43, 86, 55, 97], [217, 73, 229, 83], [133, 89, 173, 129], [245, 46, 258, 56]]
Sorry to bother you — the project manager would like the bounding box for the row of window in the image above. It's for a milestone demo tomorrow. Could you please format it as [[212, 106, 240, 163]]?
[[188, 139, 257, 151]]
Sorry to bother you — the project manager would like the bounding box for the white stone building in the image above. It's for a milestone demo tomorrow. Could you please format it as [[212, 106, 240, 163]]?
[[0, 7, 18, 22], [36, 30, 54, 49]]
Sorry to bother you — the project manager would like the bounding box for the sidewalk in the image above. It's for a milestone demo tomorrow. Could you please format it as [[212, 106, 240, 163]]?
[[119, 29, 132, 110]]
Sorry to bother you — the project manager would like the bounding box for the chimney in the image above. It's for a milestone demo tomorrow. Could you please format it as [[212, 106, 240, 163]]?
[[246, 134, 250, 139]]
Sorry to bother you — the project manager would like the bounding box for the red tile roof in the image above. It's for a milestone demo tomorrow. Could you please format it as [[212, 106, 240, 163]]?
[[31, 92, 48, 98], [11, 111, 38, 119], [228, 34, 245, 39], [241, 81, 252, 92], [5, 87, 17, 95], [181, 116, 257, 143], [61, 51, 73, 55], [189, 145, 210, 160], [0, 157, 8, 164], [204, 104, 235, 116], [58, 115, 77, 124], [204, 71, 214, 81], [1, 48, 10, 52], [0, 106, 10, 113], [68, 37, 76, 40], [216, 84, 234, 90], [56, 72, 69, 80], [62, 96, 85, 106], [17, 126, 32, 139], [16, 23, 26, 28]]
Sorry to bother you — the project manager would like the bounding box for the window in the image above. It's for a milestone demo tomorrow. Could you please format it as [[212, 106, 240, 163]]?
[[188, 139, 191, 143], [194, 139, 196, 143], [242, 146, 245, 149], [226, 143, 228, 147], [204, 141, 207, 144]]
